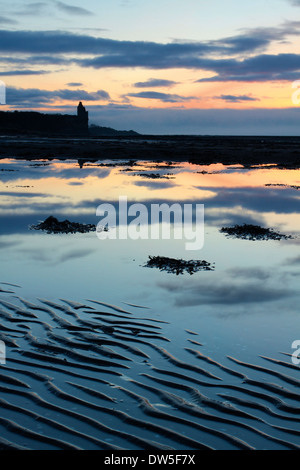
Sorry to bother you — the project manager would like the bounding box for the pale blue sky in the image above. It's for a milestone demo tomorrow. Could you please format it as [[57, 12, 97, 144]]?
[[1, 0, 298, 41], [1, 0, 300, 134]]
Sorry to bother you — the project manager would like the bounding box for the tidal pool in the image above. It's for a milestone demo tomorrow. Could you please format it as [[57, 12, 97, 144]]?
[[0, 157, 299, 450]]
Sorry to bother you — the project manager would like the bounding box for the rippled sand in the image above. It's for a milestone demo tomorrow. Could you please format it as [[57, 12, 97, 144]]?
[[0, 289, 299, 450]]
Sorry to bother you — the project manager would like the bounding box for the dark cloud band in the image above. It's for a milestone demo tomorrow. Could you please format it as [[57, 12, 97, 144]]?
[[0, 28, 299, 81]]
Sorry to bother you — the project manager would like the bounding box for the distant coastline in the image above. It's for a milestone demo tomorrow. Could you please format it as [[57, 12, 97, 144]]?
[[0, 102, 89, 136], [0, 102, 139, 138]]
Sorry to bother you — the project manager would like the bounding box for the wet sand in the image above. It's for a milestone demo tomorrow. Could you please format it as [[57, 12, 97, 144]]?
[[0, 135, 300, 167], [0, 291, 299, 450], [1, 139, 300, 450]]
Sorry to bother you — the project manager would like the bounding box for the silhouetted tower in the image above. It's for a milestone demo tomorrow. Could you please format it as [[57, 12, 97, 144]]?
[[77, 101, 88, 120], [77, 101, 89, 132]]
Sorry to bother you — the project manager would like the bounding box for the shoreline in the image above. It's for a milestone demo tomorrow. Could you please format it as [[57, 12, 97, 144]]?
[[0, 135, 300, 166]]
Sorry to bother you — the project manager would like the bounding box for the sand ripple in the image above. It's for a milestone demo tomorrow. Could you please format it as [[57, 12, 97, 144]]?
[[0, 291, 299, 450]]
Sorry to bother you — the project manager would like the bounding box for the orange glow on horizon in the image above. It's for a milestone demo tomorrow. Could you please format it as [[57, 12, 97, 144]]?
[[3, 57, 299, 114]]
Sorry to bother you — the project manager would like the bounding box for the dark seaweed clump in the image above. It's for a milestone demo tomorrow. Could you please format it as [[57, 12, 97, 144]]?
[[134, 172, 174, 179], [265, 183, 300, 190], [220, 224, 292, 241], [145, 255, 215, 275], [30, 216, 96, 234]]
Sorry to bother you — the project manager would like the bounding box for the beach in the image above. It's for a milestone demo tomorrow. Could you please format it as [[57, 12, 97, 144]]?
[[1, 135, 300, 167], [0, 145, 299, 450]]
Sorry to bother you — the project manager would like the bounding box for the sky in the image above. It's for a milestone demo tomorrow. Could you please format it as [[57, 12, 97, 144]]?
[[0, 0, 300, 134]]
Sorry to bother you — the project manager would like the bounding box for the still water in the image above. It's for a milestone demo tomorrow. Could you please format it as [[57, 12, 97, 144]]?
[[0, 157, 299, 449]]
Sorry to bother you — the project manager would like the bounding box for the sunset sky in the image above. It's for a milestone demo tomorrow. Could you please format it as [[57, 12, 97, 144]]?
[[0, 0, 300, 134]]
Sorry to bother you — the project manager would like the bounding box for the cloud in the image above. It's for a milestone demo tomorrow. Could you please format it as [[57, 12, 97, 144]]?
[[13, 1, 93, 17], [54, 1, 93, 16], [6, 87, 110, 106], [0, 55, 71, 67], [17, 2, 48, 16], [125, 91, 196, 103], [134, 79, 179, 88], [0, 70, 49, 76], [0, 28, 278, 60], [0, 25, 299, 82], [66, 82, 84, 87], [0, 15, 18, 25], [215, 94, 260, 103], [196, 53, 300, 83]]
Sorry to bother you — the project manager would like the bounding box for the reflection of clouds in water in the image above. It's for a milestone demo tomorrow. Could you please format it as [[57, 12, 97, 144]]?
[[51, 167, 111, 181], [1, 159, 300, 219], [133, 180, 178, 190], [0, 201, 71, 214], [0, 191, 67, 199], [15, 246, 95, 265], [16, 248, 50, 263], [202, 186, 300, 214], [0, 198, 290, 237], [280, 237, 300, 246], [58, 248, 94, 263], [283, 255, 300, 266], [205, 210, 266, 228], [0, 161, 111, 182], [0, 162, 299, 244], [0, 212, 98, 234], [158, 274, 296, 308], [227, 267, 271, 281], [0, 239, 21, 249]]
